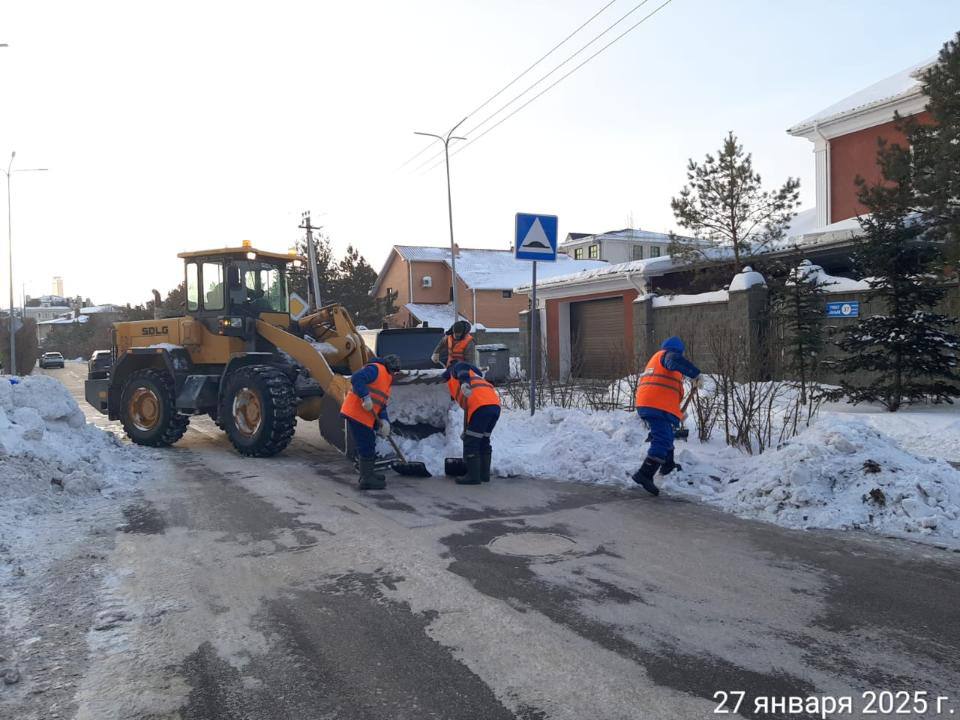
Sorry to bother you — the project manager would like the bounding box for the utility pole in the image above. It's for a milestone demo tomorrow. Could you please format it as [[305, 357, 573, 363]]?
[[299, 211, 323, 310], [414, 117, 467, 327], [2, 152, 48, 375]]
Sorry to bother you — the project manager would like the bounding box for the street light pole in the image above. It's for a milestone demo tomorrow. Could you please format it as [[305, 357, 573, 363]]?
[[3, 152, 49, 376], [414, 117, 467, 328]]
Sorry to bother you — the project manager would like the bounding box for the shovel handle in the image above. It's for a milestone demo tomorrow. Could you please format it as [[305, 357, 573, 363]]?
[[681, 384, 698, 413], [385, 433, 408, 463]]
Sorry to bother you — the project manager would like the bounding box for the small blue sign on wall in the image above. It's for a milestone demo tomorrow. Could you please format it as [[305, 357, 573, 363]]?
[[826, 301, 860, 318]]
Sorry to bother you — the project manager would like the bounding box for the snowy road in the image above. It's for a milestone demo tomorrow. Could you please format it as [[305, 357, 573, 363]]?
[[4, 362, 960, 720]]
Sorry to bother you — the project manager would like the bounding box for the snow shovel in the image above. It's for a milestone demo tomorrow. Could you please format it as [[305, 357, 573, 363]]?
[[674, 386, 698, 441], [385, 435, 431, 477], [444, 457, 468, 477]]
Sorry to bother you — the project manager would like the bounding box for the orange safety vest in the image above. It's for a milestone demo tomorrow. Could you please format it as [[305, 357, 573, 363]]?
[[445, 334, 474, 367], [634, 350, 684, 419], [447, 369, 500, 422], [340, 362, 393, 428]]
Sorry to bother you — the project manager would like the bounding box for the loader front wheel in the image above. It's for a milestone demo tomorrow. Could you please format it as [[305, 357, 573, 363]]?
[[119, 368, 190, 447], [220, 365, 296, 457]]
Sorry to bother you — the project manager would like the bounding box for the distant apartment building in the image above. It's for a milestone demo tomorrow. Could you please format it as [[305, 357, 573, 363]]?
[[52, 276, 64, 296], [559, 228, 707, 264]]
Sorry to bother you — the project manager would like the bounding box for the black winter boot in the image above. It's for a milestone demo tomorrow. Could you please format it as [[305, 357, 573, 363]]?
[[631, 458, 661, 496], [481, 450, 492, 482], [659, 449, 682, 476], [457, 454, 483, 485], [358, 458, 386, 491]]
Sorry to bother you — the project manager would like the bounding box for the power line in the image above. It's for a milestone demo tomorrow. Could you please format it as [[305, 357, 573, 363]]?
[[424, 0, 674, 173], [396, 0, 619, 171], [413, 0, 660, 173]]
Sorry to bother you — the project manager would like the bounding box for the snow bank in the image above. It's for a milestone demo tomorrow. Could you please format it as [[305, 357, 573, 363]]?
[[652, 290, 728, 307], [664, 416, 960, 549], [0, 376, 152, 532]]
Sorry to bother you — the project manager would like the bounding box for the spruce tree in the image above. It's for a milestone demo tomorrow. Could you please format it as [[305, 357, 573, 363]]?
[[669, 132, 801, 273], [777, 260, 827, 404], [831, 160, 959, 410], [330, 245, 396, 327], [902, 32, 960, 267]]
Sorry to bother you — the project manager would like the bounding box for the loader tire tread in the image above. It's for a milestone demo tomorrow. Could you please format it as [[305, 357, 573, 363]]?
[[221, 365, 297, 458], [119, 368, 190, 447]]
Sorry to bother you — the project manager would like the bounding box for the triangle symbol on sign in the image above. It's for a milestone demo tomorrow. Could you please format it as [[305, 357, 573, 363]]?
[[520, 218, 551, 250]]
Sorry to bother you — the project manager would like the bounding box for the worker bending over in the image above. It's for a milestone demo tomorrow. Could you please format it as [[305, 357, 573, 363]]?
[[444, 360, 501, 485], [632, 336, 701, 496], [431, 320, 477, 368], [340, 354, 402, 490]]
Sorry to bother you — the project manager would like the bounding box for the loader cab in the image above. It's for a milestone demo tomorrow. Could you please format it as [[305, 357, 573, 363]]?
[[178, 244, 298, 337]]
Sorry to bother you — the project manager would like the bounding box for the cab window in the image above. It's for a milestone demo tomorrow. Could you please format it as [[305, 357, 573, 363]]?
[[186, 262, 199, 311], [203, 262, 225, 310], [231, 261, 287, 313]]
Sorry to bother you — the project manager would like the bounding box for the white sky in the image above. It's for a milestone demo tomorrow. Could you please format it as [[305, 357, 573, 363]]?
[[2, 1, 958, 305]]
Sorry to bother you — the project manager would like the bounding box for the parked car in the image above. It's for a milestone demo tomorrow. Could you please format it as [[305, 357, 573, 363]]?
[[88, 349, 112, 379], [39, 351, 65, 369]]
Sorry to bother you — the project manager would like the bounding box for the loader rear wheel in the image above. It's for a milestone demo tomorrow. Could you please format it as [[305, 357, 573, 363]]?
[[119, 368, 190, 447], [220, 365, 296, 457]]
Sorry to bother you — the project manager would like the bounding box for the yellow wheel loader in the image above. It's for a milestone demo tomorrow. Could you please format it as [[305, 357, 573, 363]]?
[[84, 243, 448, 458]]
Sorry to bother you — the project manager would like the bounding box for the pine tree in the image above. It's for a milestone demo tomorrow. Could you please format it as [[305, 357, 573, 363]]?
[[331, 245, 396, 327], [830, 156, 960, 411], [901, 32, 960, 267], [669, 132, 801, 273], [777, 260, 826, 404]]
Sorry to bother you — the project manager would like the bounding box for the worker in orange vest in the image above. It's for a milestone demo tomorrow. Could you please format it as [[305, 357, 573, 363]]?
[[444, 360, 501, 484], [431, 320, 476, 368], [632, 336, 701, 496], [340, 354, 402, 490]]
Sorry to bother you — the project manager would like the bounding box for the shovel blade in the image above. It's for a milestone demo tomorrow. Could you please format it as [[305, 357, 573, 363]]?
[[444, 458, 467, 477], [390, 460, 431, 477]]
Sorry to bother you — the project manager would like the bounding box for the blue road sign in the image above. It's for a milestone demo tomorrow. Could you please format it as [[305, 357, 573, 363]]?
[[826, 301, 860, 318], [515, 213, 558, 262]]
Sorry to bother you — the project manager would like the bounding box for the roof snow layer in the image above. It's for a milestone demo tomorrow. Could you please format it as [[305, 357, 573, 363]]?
[[393, 246, 606, 290], [789, 58, 934, 133]]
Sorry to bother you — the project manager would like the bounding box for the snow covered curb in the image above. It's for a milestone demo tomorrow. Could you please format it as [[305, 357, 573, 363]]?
[[387, 403, 960, 550]]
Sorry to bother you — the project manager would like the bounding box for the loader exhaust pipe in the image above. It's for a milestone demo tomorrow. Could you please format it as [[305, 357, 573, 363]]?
[[152, 289, 162, 320]]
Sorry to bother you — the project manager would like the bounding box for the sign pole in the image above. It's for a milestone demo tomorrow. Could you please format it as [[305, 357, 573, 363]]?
[[529, 260, 537, 416]]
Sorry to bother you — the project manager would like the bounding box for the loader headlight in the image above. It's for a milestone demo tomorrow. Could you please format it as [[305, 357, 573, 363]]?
[[220, 317, 243, 329]]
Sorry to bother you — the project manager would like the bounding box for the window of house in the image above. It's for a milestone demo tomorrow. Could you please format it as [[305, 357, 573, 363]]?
[[186, 262, 199, 311], [574, 247, 584, 260], [632, 245, 644, 261], [651, 246, 662, 258], [203, 262, 225, 310], [502, 290, 512, 299], [588, 244, 600, 259]]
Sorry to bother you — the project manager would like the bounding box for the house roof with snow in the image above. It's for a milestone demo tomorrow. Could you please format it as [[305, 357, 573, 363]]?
[[37, 314, 88, 326], [515, 246, 734, 296], [787, 57, 935, 138], [372, 245, 607, 295], [559, 227, 707, 247], [79, 304, 122, 315]]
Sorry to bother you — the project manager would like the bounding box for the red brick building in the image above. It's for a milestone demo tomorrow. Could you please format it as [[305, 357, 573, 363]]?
[[787, 57, 935, 227]]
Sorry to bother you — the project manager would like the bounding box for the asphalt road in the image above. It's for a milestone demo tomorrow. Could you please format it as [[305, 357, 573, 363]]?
[[6, 363, 960, 720]]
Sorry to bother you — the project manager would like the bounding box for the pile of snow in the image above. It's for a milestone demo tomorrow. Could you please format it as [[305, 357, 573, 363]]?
[[0, 375, 151, 526], [727, 266, 766, 291], [664, 416, 960, 548], [789, 260, 871, 293], [389, 372, 451, 429]]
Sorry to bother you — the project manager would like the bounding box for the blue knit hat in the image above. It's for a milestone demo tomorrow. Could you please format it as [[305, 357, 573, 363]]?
[[661, 336, 685, 353]]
